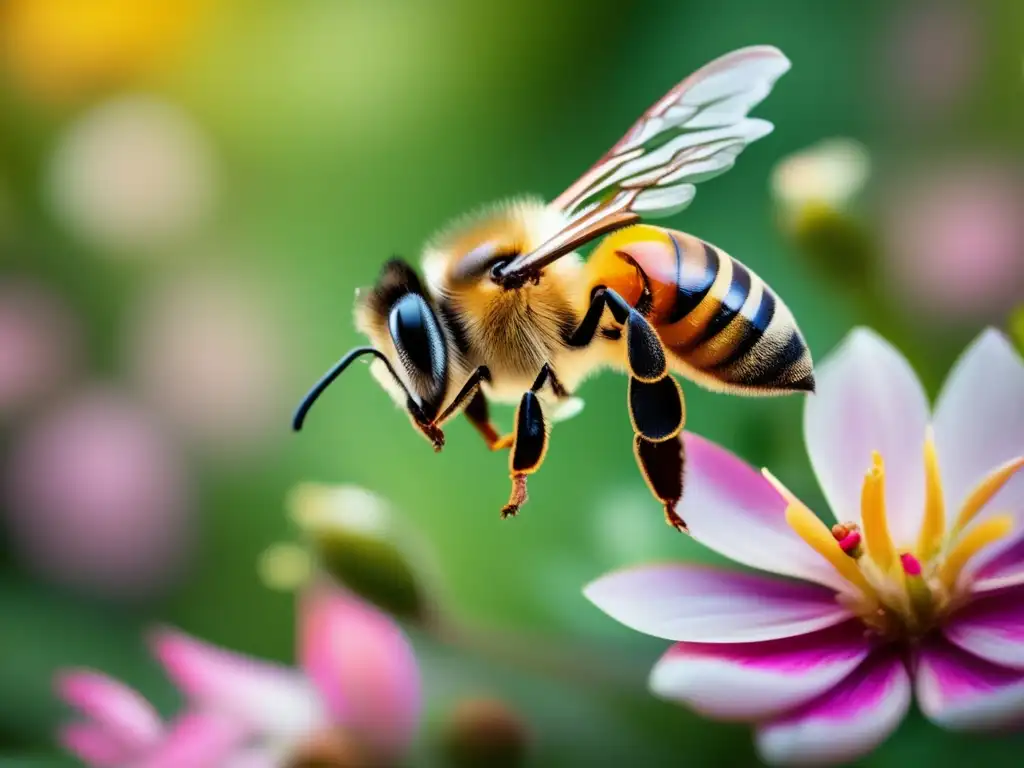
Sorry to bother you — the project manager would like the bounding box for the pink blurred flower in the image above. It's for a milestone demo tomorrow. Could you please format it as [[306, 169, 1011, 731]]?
[[883, 163, 1024, 321], [123, 269, 290, 458], [0, 280, 79, 415], [55, 670, 170, 766], [57, 584, 423, 767], [3, 387, 192, 599], [587, 328, 1024, 765]]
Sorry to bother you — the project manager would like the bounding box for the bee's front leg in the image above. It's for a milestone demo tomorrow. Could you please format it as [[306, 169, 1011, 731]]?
[[406, 398, 446, 452]]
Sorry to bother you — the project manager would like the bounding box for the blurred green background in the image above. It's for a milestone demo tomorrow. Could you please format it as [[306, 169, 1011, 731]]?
[[2, 0, 1023, 765]]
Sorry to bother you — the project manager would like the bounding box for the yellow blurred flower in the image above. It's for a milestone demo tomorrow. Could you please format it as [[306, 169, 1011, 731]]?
[[0, 0, 207, 102]]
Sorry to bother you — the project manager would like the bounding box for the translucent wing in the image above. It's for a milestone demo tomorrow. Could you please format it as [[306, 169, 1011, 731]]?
[[495, 46, 790, 286]]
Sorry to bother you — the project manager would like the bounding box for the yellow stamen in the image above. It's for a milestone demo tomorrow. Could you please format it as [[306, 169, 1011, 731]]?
[[939, 515, 1014, 590], [860, 452, 897, 573], [916, 430, 946, 561], [953, 456, 1024, 533], [785, 502, 876, 600]]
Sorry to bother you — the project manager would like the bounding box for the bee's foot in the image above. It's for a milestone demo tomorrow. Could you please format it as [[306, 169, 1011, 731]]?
[[665, 504, 689, 534], [501, 475, 528, 520], [421, 424, 445, 452]]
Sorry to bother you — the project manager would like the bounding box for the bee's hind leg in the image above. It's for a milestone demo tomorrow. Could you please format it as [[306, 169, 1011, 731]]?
[[500, 364, 561, 519], [634, 434, 689, 533], [566, 282, 689, 531], [628, 374, 688, 532]]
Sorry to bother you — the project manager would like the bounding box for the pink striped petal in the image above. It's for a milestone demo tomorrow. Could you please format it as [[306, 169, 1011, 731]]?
[[650, 622, 872, 721], [584, 565, 852, 643], [944, 589, 1024, 669], [973, 538, 1024, 594], [933, 330, 1024, 562], [59, 722, 133, 767], [680, 434, 848, 591], [55, 671, 162, 751], [136, 712, 247, 768], [917, 637, 1024, 731], [150, 629, 324, 739], [298, 585, 422, 757], [804, 328, 928, 546], [756, 649, 911, 766]]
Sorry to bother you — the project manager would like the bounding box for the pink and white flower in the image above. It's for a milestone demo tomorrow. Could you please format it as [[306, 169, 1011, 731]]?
[[57, 584, 422, 767], [586, 328, 1024, 765]]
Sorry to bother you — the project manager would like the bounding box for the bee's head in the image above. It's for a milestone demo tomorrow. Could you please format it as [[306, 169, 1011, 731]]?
[[384, 290, 448, 418], [354, 259, 449, 420], [293, 258, 452, 434]]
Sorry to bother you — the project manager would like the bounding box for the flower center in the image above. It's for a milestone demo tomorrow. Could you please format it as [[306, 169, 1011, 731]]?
[[767, 432, 1023, 641]]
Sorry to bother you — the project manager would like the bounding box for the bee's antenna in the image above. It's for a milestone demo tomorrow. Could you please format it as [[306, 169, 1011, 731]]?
[[292, 346, 402, 431]]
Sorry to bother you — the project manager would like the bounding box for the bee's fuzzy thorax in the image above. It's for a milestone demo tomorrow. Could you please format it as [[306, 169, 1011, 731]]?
[[416, 197, 587, 388]]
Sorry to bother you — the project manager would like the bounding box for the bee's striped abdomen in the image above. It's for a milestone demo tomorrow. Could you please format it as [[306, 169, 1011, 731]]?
[[586, 224, 814, 395]]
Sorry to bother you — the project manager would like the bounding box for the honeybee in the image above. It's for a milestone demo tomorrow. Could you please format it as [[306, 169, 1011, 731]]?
[[294, 46, 813, 531]]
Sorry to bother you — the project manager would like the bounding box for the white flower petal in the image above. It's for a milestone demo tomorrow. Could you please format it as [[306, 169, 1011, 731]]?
[[804, 328, 929, 545], [681, 433, 848, 591], [933, 329, 1024, 566], [584, 564, 851, 643]]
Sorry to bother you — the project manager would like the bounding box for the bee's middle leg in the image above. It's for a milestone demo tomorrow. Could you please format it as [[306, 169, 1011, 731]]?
[[500, 364, 562, 519]]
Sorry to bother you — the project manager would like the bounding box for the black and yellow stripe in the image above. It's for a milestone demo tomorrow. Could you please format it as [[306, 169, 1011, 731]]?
[[586, 225, 813, 394], [660, 231, 812, 393]]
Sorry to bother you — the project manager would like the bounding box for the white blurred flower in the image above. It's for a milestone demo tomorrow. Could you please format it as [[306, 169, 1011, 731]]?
[[123, 268, 290, 457], [0, 280, 79, 415], [3, 387, 193, 599], [771, 138, 870, 216], [883, 162, 1024, 320], [47, 95, 217, 255]]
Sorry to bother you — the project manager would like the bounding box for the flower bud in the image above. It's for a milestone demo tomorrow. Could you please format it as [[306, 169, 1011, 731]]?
[[789, 203, 877, 289], [287, 483, 437, 623], [287, 727, 375, 768], [771, 138, 877, 290], [441, 696, 532, 768]]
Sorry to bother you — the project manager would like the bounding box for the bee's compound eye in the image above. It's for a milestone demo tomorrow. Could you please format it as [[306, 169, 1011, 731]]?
[[388, 293, 447, 385]]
